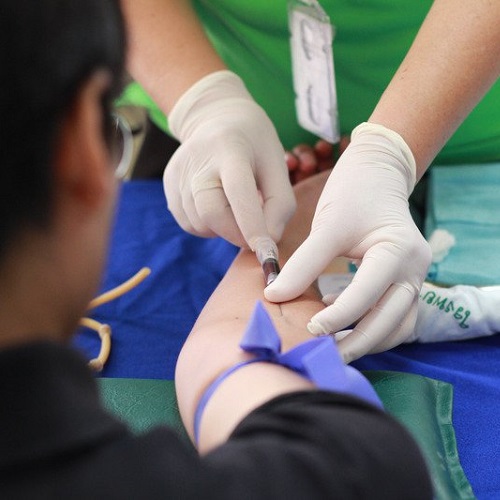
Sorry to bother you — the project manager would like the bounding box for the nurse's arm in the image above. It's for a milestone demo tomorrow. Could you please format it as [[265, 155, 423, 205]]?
[[370, 0, 500, 179], [120, 0, 226, 114]]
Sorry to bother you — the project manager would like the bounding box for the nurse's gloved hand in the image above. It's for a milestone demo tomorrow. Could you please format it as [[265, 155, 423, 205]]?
[[164, 70, 296, 249], [265, 122, 432, 363]]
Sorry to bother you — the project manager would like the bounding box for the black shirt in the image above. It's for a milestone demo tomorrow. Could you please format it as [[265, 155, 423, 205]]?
[[0, 342, 432, 499]]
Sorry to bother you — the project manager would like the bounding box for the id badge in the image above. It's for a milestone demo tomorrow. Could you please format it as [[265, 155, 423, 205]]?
[[289, 0, 339, 143]]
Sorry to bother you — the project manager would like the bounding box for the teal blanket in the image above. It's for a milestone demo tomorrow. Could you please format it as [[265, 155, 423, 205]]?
[[425, 163, 500, 286]]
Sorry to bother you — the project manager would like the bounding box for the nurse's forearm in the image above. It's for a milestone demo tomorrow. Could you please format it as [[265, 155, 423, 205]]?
[[120, 0, 226, 113], [369, 0, 500, 179]]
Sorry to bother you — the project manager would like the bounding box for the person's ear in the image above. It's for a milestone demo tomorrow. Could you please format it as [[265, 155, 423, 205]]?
[[53, 70, 115, 211]]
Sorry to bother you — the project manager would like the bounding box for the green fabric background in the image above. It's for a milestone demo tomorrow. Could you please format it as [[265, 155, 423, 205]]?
[[119, 0, 500, 164]]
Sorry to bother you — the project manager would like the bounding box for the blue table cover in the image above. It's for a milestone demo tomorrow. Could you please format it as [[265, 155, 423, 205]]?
[[75, 180, 500, 500]]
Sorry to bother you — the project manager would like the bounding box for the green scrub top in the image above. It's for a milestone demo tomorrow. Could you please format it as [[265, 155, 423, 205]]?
[[119, 0, 500, 165]]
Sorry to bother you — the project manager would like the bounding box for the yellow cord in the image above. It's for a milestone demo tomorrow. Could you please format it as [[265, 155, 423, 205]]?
[[87, 267, 151, 309], [80, 267, 151, 371]]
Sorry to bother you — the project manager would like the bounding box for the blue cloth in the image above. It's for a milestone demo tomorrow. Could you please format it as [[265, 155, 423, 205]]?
[[75, 180, 500, 499], [425, 163, 500, 286], [74, 181, 238, 379]]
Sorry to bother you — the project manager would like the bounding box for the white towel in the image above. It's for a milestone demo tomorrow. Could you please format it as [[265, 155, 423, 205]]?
[[318, 274, 500, 343]]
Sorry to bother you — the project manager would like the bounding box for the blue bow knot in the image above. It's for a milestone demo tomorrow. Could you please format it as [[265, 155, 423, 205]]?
[[240, 302, 383, 408], [194, 301, 382, 443]]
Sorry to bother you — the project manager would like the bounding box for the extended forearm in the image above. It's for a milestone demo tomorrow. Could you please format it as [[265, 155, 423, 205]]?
[[175, 174, 330, 447]]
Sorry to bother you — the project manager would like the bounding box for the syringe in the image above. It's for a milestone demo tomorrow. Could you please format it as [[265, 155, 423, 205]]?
[[254, 237, 281, 287]]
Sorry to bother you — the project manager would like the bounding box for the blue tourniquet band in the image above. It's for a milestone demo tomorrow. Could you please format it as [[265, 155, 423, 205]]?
[[192, 302, 383, 444], [193, 357, 267, 444]]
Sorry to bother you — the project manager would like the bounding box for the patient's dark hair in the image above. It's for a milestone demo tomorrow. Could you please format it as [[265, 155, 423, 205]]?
[[0, 0, 126, 259]]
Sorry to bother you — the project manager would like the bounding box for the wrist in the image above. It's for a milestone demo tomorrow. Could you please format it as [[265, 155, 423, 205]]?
[[168, 70, 253, 141], [352, 121, 417, 195]]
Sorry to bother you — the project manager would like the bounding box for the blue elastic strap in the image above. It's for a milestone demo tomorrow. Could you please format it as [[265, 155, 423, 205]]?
[[193, 301, 383, 444]]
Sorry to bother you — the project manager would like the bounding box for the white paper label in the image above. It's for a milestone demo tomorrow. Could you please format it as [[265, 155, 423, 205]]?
[[289, 6, 339, 143]]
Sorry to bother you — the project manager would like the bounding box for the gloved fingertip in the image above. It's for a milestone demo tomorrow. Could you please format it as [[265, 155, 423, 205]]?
[[339, 349, 354, 365], [269, 223, 286, 243], [333, 329, 352, 342], [263, 287, 291, 304], [337, 342, 359, 365], [307, 319, 327, 336], [321, 293, 337, 306], [263, 283, 279, 302], [263, 275, 303, 303]]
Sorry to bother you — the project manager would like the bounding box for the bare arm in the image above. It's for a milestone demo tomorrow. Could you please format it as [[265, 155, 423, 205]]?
[[175, 172, 330, 453], [120, 0, 226, 113], [370, 0, 500, 178]]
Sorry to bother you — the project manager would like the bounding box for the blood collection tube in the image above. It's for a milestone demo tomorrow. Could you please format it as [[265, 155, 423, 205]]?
[[254, 237, 281, 286]]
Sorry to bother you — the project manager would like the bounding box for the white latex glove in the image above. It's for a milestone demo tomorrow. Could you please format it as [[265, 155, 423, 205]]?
[[265, 122, 432, 363], [164, 70, 296, 249]]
